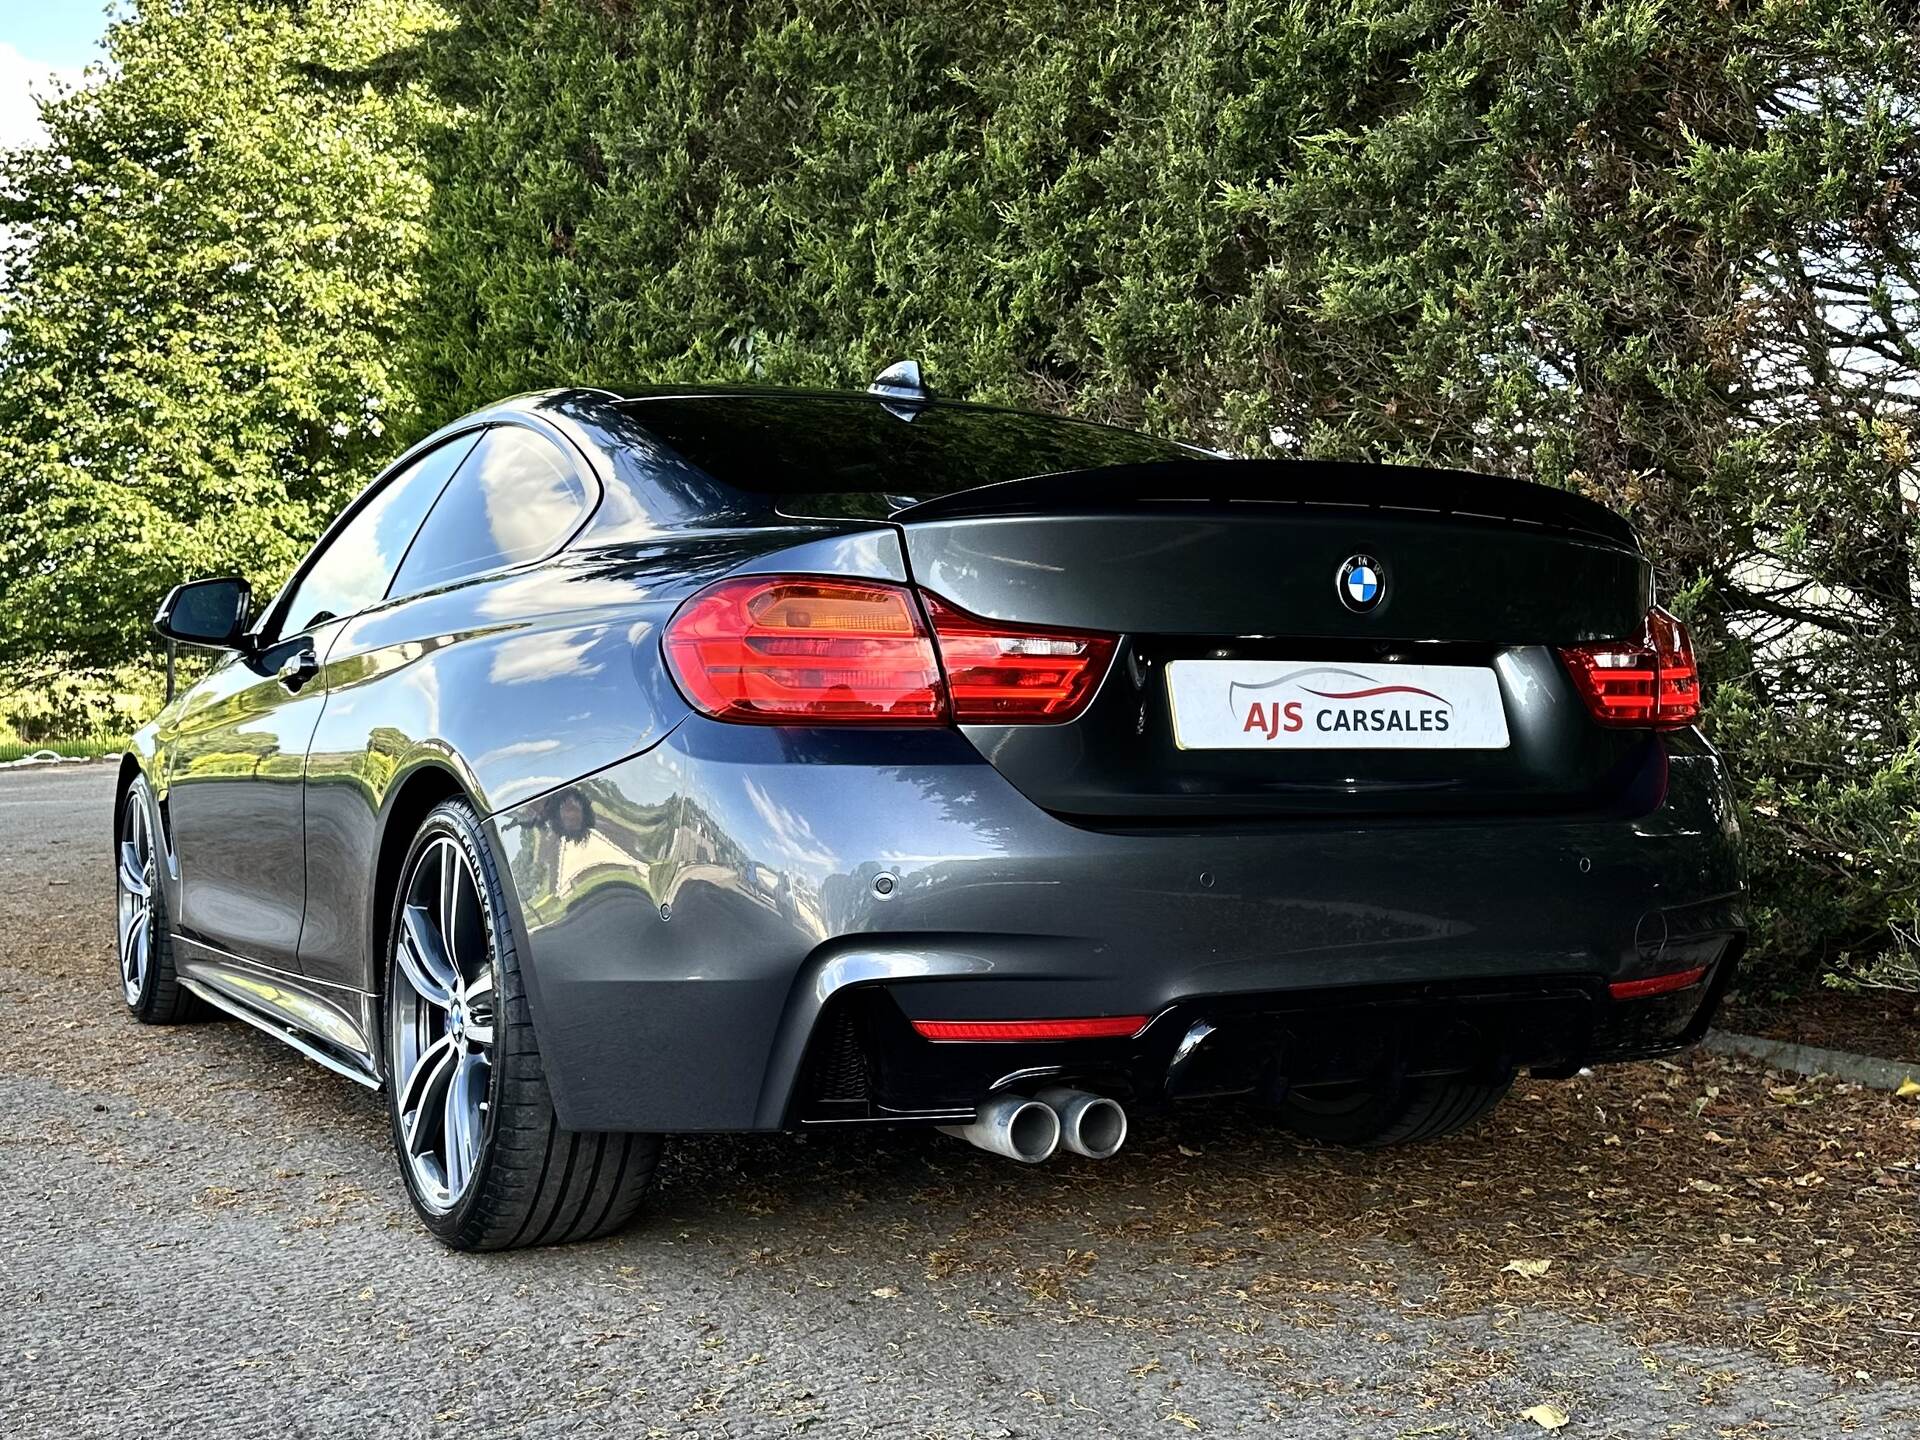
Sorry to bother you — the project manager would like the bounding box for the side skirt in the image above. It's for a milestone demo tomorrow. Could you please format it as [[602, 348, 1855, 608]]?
[[175, 943, 382, 1091]]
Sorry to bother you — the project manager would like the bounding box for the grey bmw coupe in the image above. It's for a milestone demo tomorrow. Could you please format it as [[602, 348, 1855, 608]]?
[[118, 365, 1744, 1249]]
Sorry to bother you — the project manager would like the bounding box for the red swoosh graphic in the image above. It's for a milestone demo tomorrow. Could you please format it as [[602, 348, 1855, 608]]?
[[1303, 684, 1448, 703]]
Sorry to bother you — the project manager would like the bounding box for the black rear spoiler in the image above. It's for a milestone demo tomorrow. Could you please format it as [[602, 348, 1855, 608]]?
[[889, 460, 1639, 552]]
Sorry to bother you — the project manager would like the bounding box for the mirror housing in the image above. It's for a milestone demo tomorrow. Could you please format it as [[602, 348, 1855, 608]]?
[[155, 577, 253, 650]]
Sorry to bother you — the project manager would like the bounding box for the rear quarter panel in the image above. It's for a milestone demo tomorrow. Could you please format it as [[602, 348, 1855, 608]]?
[[295, 524, 903, 993], [295, 546, 694, 989]]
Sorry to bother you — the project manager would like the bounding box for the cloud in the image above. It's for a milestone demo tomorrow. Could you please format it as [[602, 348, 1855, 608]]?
[[0, 43, 87, 151], [742, 777, 838, 869], [487, 628, 605, 686]]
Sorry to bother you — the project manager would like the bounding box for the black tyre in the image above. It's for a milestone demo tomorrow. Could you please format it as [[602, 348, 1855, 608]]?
[[383, 796, 661, 1250], [1271, 1073, 1512, 1148], [117, 775, 199, 1024]]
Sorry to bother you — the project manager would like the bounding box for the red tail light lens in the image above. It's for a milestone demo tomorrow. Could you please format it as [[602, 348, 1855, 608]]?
[[921, 592, 1117, 723], [1558, 607, 1701, 729], [663, 576, 947, 724], [664, 576, 1119, 726]]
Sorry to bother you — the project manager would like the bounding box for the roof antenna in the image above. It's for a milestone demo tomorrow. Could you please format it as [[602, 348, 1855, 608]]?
[[867, 359, 931, 420]]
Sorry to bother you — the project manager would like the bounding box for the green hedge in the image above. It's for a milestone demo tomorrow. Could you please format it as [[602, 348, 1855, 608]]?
[[410, 0, 1919, 987], [3, 0, 1916, 989]]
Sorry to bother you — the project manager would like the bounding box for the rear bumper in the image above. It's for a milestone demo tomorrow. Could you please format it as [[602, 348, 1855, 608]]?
[[801, 948, 1740, 1126], [491, 719, 1744, 1132]]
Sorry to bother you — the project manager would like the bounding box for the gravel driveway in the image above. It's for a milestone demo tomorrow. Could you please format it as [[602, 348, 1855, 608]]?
[[2, 763, 1915, 1438]]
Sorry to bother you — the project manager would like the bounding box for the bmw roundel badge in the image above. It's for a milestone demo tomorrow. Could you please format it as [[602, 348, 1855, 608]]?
[[1337, 554, 1384, 613]]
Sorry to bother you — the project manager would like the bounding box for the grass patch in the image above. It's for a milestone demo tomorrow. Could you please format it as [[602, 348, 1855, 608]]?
[[0, 737, 123, 763]]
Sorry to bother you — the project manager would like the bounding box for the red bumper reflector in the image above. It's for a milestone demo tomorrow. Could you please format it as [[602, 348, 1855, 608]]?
[[1608, 966, 1708, 1001], [912, 1016, 1149, 1042]]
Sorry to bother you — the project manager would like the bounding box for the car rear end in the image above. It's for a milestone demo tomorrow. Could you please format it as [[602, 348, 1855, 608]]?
[[500, 394, 1744, 1143]]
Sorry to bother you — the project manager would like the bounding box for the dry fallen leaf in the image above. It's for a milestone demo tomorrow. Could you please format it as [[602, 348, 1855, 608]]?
[[1522, 1403, 1570, 1430], [1502, 1258, 1553, 1279], [868, 1286, 899, 1299], [1895, 1076, 1919, 1099]]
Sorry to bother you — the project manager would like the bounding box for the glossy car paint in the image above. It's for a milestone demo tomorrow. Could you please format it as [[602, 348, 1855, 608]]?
[[123, 387, 1745, 1125], [492, 720, 1740, 1131], [160, 623, 344, 969]]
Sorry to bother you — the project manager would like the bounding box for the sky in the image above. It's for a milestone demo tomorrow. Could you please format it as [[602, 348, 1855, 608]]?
[[1, 5, 112, 149]]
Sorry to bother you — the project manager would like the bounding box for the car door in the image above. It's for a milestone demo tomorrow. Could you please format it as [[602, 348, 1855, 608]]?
[[164, 434, 479, 970]]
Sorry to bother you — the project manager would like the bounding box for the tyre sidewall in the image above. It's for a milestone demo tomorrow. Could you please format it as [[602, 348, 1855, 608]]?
[[1272, 1080, 1403, 1145], [1273, 1074, 1511, 1148], [119, 777, 163, 1018], [383, 798, 510, 1245]]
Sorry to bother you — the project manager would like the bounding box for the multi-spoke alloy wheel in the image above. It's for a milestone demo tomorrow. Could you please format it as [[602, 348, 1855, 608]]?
[[117, 786, 156, 1006], [385, 797, 661, 1249], [389, 836, 498, 1214], [115, 775, 195, 1024]]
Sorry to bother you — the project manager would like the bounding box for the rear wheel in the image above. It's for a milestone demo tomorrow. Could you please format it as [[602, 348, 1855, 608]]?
[[117, 775, 197, 1024], [384, 797, 661, 1250], [1270, 1073, 1511, 1148]]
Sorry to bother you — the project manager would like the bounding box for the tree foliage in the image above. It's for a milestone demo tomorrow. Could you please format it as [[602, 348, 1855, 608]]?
[[410, 0, 1919, 982], [0, 0, 444, 672], [1, 0, 1915, 983]]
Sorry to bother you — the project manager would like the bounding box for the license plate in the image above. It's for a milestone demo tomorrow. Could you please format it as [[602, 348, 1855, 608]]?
[[1166, 660, 1510, 750]]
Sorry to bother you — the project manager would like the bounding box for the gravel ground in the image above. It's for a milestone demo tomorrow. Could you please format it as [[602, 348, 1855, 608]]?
[[2, 763, 1916, 1438]]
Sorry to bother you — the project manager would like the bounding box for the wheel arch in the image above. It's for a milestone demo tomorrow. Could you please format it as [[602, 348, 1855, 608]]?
[[114, 752, 142, 832], [365, 756, 553, 1102], [368, 761, 470, 1001], [114, 750, 178, 897], [112, 755, 140, 883]]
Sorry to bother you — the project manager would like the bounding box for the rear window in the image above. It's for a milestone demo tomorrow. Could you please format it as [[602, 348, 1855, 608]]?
[[618, 394, 1200, 517]]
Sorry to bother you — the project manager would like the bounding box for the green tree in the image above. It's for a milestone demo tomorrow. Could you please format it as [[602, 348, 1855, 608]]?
[[2, 0, 1914, 984], [0, 0, 444, 675], [410, 0, 1916, 982]]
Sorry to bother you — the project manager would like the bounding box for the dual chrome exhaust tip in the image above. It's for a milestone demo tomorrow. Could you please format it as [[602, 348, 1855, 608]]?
[[938, 1086, 1128, 1164]]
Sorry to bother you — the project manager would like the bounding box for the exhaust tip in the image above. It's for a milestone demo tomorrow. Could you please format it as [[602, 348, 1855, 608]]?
[[1037, 1086, 1129, 1160], [1005, 1099, 1062, 1163], [1073, 1096, 1128, 1159], [939, 1093, 1060, 1164]]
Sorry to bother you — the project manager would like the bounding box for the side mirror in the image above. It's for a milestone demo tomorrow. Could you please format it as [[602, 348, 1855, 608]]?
[[155, 577, 253, 650]]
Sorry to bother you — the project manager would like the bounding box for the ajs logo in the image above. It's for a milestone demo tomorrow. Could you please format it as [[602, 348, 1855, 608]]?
[[1229, 666, 1453, 741]]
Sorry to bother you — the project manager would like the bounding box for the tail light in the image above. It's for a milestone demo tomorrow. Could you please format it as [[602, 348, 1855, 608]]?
[[921, 593, 1117, 722], [663, 575, 1117, 726], [1558, 607, 1701, 729], [662, 576, 946, 724]]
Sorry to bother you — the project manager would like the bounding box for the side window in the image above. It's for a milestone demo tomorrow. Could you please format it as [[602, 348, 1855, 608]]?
[[278, 434, 479, 635], [389, 427, 591, 598]]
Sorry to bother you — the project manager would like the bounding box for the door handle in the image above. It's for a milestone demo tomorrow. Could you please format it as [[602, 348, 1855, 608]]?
[[277, 648, 318, 693]]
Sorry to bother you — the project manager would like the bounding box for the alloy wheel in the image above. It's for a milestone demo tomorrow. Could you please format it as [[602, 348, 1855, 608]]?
[[389, 836, 498, 1214], [116, 791, 155, 1006]]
